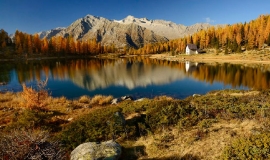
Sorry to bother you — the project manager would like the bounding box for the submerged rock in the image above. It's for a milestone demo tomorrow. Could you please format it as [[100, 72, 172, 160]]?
[[70, 140, 122, 160]]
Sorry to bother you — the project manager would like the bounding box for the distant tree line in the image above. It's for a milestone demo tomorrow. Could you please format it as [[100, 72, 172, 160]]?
[[0, 29, 13, 52], [127, 14, 270, 54], [0, 14, 270, 57], [13, 30, 118, 56], [0, 30, 117, 57]]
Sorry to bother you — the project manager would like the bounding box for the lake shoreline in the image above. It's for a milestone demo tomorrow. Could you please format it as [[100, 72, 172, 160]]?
[[149, 51, 270, 65], [1, 51, 270, 65], [1, 51, 268, 64]]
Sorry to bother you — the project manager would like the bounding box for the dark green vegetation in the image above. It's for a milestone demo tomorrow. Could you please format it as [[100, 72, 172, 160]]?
[[221, 133, 270, 159], [1, 89, 270, 159]]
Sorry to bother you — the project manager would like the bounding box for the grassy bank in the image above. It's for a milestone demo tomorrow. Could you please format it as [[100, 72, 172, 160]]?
[[1, 49, 270, 66], [1, 88, 270, 159], [150, 49, 270, 65]]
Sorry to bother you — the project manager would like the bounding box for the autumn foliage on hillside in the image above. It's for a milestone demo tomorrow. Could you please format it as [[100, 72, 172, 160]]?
[[0, 14, 270, 56], [128, 14, 270, 54], [13, 31, 116, 56], [0, 29, 12, 52]]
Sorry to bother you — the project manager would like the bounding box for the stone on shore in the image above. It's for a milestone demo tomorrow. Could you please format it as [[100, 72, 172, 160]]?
[[121, 95, 133, 101], [111, 98, 121, 104], [70, 140, 122, 160]]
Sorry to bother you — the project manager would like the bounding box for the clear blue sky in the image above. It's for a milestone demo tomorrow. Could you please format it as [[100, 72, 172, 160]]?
[[0, 0, 269, 34]]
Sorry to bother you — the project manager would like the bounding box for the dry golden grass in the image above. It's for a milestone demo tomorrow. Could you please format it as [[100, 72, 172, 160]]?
[[153, 95, 174, 101], [150, 50, 270, 65], [78, 95, 91, 104], [229, 91, 259, 96], [0, 92, 109, 129], [90, 95, 113, 105], [0, 92, 25, 127], [99, 95, 113, 105], [0, 92, 25, 105], [90, 95, 103, 105], [125, 119, 262, 159], [55, 96, 68, 103]]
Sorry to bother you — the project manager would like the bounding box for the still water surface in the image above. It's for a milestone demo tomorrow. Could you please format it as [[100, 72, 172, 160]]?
[[1, 58, 269, 99]]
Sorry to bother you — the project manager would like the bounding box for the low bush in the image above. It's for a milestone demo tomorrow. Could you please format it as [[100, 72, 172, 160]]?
[[221, 133, 270, 159], [59, 106, 121, 150], [119, 99, 149, 114], [146, 100, 192, 131], [0, 129, 66, 159], [190, 90, 270, 121], [197, 119, 216, 129], [21, 79, 49, 110], [6, 109, 54, 131]]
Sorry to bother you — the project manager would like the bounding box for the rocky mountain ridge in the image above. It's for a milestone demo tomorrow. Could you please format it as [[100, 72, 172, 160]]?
[[38, 14, 216, 48], [39, 27, 66, 39], [114, 15, 213, 39]]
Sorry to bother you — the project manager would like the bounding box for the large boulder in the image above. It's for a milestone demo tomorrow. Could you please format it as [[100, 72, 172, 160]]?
[[70, 140, 122, 160]]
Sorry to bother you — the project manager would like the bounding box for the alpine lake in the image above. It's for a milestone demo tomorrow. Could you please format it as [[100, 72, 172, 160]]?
[[1, 57, 269, 100]]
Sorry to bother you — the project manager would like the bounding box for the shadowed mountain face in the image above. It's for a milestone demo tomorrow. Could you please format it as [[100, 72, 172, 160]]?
[[38, 15, 216, 48]]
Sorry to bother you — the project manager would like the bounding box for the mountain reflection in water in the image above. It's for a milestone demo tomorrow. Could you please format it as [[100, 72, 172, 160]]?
[[70, 59, 185, 90], [0, 58, 270, 99]]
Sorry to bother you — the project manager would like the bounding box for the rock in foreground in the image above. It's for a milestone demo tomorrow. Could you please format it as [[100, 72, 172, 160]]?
[[70, 140, 122, 160]]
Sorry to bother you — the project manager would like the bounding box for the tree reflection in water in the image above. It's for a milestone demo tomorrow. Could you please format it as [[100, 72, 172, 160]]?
[[0, 58, 269, 98]]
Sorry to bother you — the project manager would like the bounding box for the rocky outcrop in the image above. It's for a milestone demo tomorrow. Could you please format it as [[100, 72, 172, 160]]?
[[115, 15, 214, 40], [38, 14, 218, 48], [70, 140, 122, 160], [38, 27, 65, 39]]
